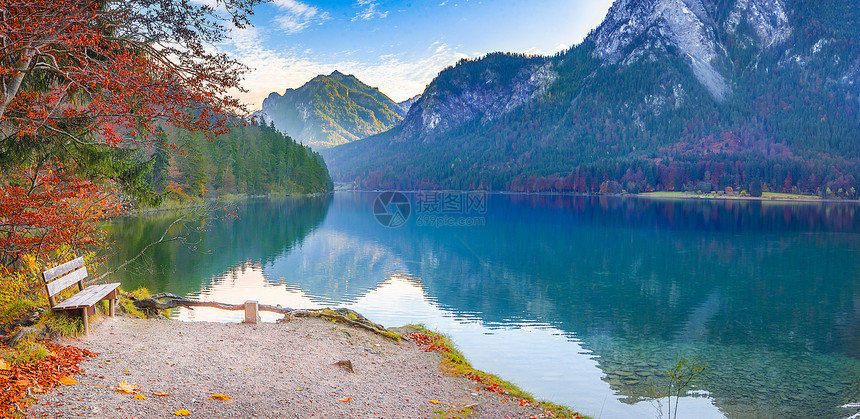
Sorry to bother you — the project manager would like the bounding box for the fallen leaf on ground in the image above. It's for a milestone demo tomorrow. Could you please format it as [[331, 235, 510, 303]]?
[[0, 359, 10, 370], [211, 393, 231, 401], [333, 360, 355, 373], [116, 380, 139, 394], [339, 397, 353, 402], [58, 376, 77, 386], [173, 409, 191, 416], [429, 400, 442, 405], [0, 342, 96, 418], [133, 394, 147, 400], [152, 391, 171, 397]]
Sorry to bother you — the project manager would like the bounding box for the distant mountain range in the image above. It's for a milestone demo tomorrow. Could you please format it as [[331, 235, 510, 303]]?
[[260, 71, 406, 149], [324, 0, 860, 196]]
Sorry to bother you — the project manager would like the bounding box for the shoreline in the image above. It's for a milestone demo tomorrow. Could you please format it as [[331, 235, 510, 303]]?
[[30, 316, 583, 418], [334, 188, 857, 204]]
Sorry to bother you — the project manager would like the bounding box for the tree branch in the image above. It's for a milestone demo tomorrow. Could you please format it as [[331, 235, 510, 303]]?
[[90, 215, 187, 283]]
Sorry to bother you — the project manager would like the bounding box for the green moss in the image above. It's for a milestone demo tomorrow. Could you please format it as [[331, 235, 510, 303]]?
[[406, 325, 590, 419], [118, 287, 149, 318], [116, 287, 171, 318]]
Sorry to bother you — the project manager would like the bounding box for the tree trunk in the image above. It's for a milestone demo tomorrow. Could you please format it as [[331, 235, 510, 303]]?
[[132, 293, 404, 342]]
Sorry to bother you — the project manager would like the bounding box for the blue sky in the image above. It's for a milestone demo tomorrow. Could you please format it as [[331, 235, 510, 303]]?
[[218, 0, 615, 109]]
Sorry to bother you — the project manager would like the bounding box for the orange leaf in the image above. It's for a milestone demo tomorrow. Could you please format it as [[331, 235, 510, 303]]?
[[173, 410, 191, 416], [133, 394, 147, 400], [116, 380, 139, 394], [152, 391, 171, 397], [211, 393, 231, 401], [58, 376, 77, 386], [339, 397, 353, 402], [0, 359, 10, 370], [429, 400, 442, 405]]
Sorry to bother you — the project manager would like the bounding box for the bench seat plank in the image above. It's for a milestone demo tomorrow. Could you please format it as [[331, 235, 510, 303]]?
[[54, 283, 120, 310]]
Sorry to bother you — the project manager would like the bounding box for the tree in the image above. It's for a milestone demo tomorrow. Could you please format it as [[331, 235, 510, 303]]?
[[0, 0, 260, 271], [750, 178, 763, 197]]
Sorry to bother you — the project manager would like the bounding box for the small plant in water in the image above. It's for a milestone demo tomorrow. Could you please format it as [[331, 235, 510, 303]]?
[[647, 351, 707, 419]]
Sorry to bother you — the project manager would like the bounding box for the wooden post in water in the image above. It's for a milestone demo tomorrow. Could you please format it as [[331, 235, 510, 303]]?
[[244, 300, 259, 324]]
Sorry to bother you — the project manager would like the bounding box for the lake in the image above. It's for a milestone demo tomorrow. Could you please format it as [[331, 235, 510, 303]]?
[[107, 192, 860, 418]]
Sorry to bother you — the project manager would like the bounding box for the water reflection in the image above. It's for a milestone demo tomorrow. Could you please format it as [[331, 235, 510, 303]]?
[[107, 195, 332, 294], [181, 265, 725, 418], [176, 262, 324, 322], [109, 192, 860, 418]]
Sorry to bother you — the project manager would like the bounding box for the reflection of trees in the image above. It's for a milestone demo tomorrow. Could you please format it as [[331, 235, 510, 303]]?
[[325, 193, 860, 417], [331, 194, 860, 352], [108, 192, 860, 417], [107, 195, 332, 295]]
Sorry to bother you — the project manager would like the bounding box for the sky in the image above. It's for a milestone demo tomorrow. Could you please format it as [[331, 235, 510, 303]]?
[[216, 0, 616, 109]]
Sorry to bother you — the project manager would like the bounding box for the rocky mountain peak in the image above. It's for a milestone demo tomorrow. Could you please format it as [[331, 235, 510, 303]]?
[[591, 0, 791, 101], [726, 0, 790, 48], [592, 0, 730, 100]]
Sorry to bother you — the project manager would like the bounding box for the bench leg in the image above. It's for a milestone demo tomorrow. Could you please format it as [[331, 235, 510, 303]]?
[[81, 307, 89, 336], [109, 298, 116, 318]]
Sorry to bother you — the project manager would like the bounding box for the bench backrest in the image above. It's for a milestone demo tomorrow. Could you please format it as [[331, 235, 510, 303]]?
[[42, 257, 88, 308]]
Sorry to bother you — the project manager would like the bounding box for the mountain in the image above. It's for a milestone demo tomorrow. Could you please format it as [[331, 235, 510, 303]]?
[[397, 94, 422, 114], [260, 71, 405, 149], [325, 0, 860, 196]]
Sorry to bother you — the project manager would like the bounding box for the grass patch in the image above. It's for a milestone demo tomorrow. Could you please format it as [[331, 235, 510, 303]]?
[[8, 339, 52, 364], [432, 404, 475, 419], [405, 325, 589, 419], [761, 192, 820, 200], [37, 310, 83, 336], [640, 191, 824, 201]]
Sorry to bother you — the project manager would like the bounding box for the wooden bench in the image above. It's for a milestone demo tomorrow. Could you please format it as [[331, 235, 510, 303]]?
[[42, 257, 120, 335]]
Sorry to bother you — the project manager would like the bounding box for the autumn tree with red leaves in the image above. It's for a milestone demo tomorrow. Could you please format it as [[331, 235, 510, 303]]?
[[0, 0, 261, 271]]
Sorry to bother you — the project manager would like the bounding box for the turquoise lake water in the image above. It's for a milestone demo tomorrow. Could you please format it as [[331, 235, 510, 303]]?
[[108, 192, 860, 418]]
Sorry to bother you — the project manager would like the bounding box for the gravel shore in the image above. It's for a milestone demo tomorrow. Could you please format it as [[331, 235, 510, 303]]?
[[29, 316, 547, 418]]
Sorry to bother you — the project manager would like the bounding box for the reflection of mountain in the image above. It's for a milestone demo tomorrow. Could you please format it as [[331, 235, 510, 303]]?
[[110, 193, 860, 418], [261, 231, 404, 303], [298, 193, 860, 418], [108, 195, 332, 295]]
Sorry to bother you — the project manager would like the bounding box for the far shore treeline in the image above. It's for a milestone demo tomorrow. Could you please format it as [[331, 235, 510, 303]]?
[[156, 121, 333, 199]]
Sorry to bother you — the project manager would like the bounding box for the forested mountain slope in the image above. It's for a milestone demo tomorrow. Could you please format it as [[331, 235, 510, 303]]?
[[325, 0, 860, 196], [155, 122, 332, 198], [261, 71, 405, 149]]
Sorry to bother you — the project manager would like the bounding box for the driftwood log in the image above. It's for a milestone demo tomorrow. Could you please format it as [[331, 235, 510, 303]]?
[[132, 293, 405, 342]]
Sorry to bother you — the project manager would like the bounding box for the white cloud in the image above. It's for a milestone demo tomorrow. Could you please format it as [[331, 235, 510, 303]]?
[[271, 0, 330, 34], [221, 30, 465, 108], [353, 0, 389, 21], [338, 43, 467, 102]]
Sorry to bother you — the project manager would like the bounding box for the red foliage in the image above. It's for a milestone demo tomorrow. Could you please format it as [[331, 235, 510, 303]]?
[[404, 331, 435, 346], [1, 0, 255, 269], [1, 0, 246, 145], [0, 342, 96, 417], [0, 164, 119, 264]]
